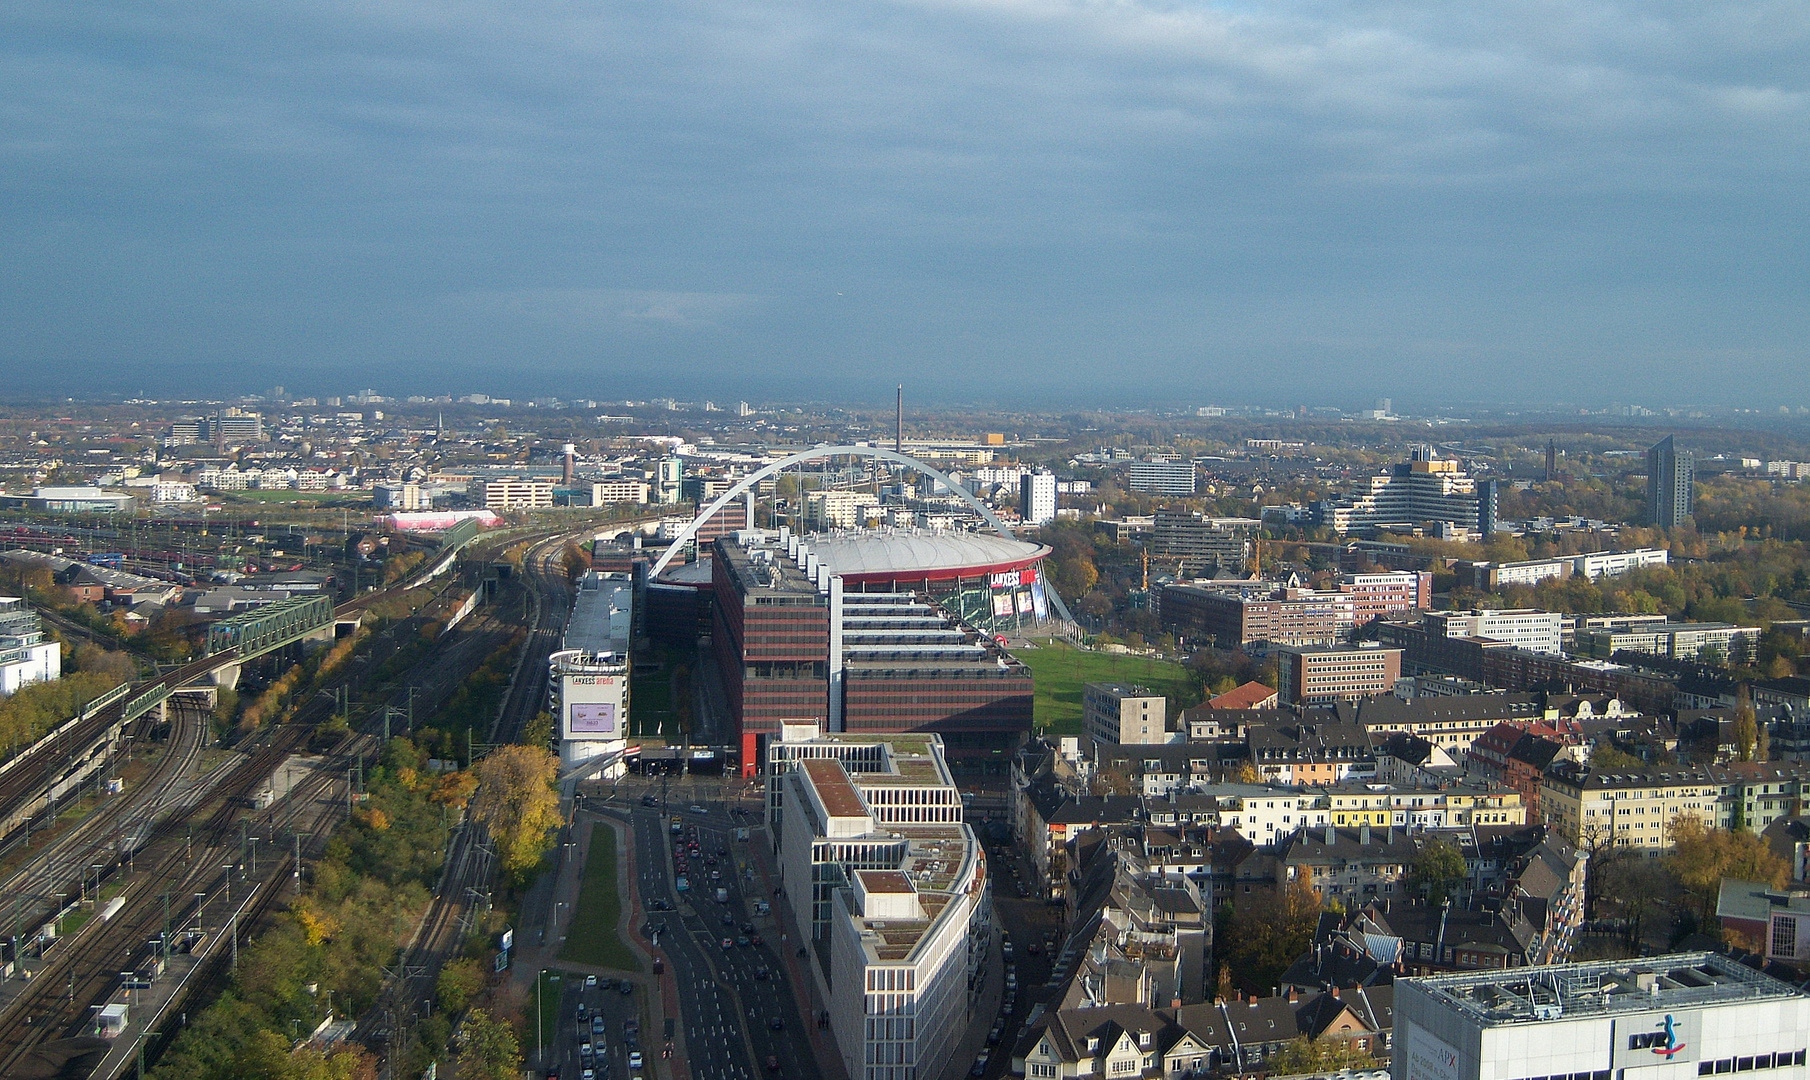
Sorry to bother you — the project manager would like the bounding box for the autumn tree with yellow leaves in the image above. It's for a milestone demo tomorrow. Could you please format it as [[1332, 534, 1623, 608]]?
[[471, 744, 563, 885]]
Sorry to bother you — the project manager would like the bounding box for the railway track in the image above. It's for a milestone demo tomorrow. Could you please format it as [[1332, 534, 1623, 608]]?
[[0, 695, 211, 954], [353, 530, 583, 1060]]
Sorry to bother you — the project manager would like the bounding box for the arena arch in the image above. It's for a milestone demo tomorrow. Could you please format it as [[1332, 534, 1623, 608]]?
[[645, 444, 1076, 625]]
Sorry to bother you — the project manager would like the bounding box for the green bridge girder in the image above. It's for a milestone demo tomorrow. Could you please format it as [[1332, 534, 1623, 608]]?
[[205, 593, 336, 661]]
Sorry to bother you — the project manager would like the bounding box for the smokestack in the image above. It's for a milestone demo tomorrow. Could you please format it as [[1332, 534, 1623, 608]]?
[[896, 384, 903, 454], [562, 443, 576, 485]]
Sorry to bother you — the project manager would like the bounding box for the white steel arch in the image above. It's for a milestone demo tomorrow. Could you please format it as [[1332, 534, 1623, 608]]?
[[646, 444, 1076, 625]]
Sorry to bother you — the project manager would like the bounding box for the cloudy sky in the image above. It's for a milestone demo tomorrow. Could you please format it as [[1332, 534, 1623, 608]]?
[[3, 0, 1806, 406]]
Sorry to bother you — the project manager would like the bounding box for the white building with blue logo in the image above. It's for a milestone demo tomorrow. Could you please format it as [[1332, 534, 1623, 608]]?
[[1394, 953, 1809, 1080]]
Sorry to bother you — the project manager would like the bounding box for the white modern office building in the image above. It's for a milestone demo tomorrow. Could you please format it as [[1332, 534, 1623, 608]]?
[[548, 571, 632, 779], [1395, 953, 1810, 1080], [0, 598, 60, 696], [1424, 609, 1566, 656], [767, 725, 989, 1080]]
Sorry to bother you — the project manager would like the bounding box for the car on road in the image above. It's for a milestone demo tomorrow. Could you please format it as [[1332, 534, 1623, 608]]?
[[750, 933, 762, 945], [580, 1042, 593, 1060], [580, 1069, 593, 1080], [736, 936, 750, 947], [675, 876, 689, 892], [971, 1050, 990, 1076], [769, 1017, 785, 1031], [754, 967, 770, 980], [592, 1016, 606, 1035], [585, 974, 598, 987], [1025, 942, 1040, 955], [690, 804, 708, 815], [628, 1051, 643, 1069], [723, 938, 735, 949], [767, 1054, 781, 1072], [619, 980, 633, 995]]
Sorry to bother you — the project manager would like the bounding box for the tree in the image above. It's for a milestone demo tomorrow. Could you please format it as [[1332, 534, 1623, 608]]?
[[470, 745, 562, 884], [1732, 685, 1760, 763], [437, 957, 486, 1013], [559, 541, 592, 582], [1222, 877, 1322, 996], [1589, 744, 1647, 771], [1669, 813, 1789, 920], [1267, 1035, 1378, 1075], [456, 1007, 522, 1080], [1408, 838, 1467, 907]]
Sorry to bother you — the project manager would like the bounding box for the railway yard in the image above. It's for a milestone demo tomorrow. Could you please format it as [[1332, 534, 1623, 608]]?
[[0, 517, 591, 1078]]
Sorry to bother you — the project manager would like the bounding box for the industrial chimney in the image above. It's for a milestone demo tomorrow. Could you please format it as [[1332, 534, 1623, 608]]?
[[562, 443, 577, 485]]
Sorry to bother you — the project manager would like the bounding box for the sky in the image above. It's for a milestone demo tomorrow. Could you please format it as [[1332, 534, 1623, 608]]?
[[3, 0, 1806, 408]]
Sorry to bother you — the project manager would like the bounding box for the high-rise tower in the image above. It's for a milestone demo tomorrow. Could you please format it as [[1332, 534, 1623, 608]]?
[[1647, 435, 1693, 528]]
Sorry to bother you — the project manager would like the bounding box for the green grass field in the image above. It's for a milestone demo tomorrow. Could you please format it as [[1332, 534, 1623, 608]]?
[[1017, 641, 1200, 736], [560, 823, 640, 972], [629, 658, 674, 738]]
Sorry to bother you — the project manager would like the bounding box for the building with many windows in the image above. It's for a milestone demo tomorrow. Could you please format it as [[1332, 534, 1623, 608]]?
[[471, 476, 554, 510], [766, 727, 987, 1080], [1020, 470, 1058, 526], [548, 571, 632, 780], [1082, 683, 1172, 748], [1314, 448, 1498, 536], [1126, 460, 1197, 496], [0, 598, 61, 696], [1648, 435, 1694, 528], [1277, 645, 1402, 706]]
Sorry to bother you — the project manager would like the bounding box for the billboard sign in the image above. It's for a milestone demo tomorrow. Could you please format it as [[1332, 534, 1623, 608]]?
[[990, 571, 1020, 588], [991, 594, 1015, 618], [1401, 1028, 1463, 1080], [569, 702, 618, 735]]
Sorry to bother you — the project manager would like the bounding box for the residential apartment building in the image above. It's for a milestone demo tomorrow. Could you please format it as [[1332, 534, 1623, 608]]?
[[1648, 435, 1695, 527], [1248, 719, 1377, 785], [1020, 470, 1057, 526], [1343, 693, 1544, 756], [1083, 683, 1172, 748], [1126, 460, 1197, 496], [1149, 512, 1259, 574], [807, 490, 881, 529], [1277, 645, 1402, 706]]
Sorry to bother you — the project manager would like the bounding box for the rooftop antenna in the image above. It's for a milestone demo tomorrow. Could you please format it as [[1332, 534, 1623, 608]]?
[[896, 384, 903, 454]]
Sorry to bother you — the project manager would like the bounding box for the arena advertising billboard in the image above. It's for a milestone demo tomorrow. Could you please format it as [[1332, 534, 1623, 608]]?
[[562, 673, 625, 739]]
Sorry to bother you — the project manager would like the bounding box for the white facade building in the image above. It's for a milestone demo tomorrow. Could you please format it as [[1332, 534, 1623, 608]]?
[[0, 598, 61, 696], [1020, 470, 1057, 526], [767, 726, 988, 1080], [1424, 609, 1565, 655], [1395, 953, 1809, 1080]]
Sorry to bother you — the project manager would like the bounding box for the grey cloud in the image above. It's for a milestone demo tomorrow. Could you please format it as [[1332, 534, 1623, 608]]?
[[0, 0, 1805, 403]]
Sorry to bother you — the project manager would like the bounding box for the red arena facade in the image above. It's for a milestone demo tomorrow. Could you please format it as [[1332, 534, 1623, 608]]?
[[686, 527, 1049, 775]]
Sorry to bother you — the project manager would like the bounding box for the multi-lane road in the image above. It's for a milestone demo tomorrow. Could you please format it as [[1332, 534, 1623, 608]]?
[[605, 796, 815, 1080]]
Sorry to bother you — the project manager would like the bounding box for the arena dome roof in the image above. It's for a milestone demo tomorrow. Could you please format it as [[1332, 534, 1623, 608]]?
[[806, 529, 1049, 583]]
